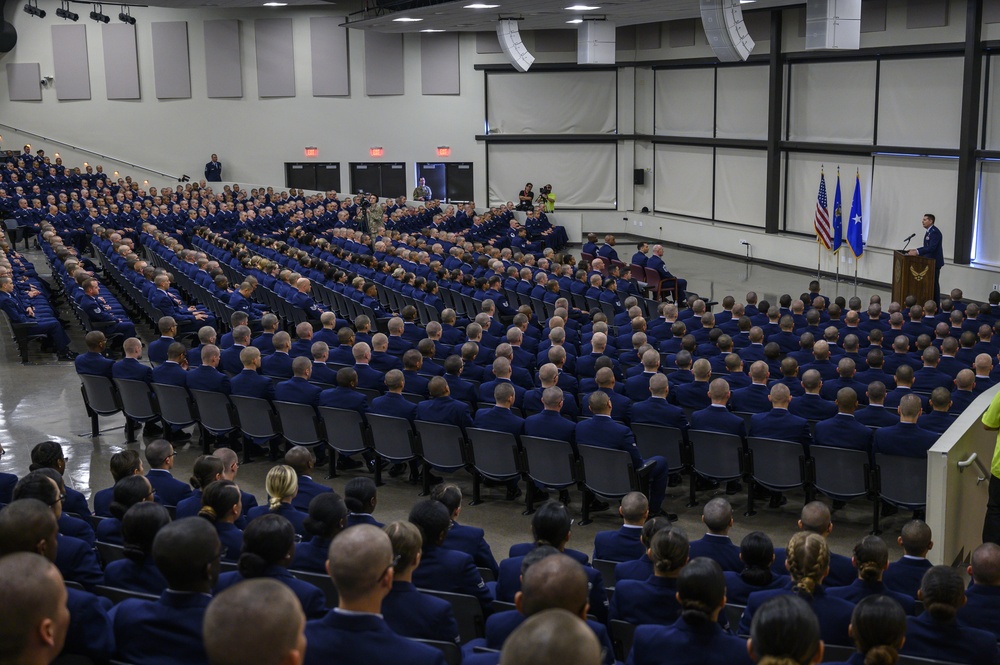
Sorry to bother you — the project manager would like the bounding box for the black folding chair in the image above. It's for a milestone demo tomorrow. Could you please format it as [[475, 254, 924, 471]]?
[[418, 588, 486, 644], [230, 395, 282, 463], [413, 420, 470, 496], [113, 378, 161, 443], [318, 406, 371, 477], [576, 444, 653, 526], [685, 430, 745, 508], [366, 413, 420, 486], [872, 454, 927, 535], [465, 428, 522, 505], [744, 437, 807, 517], [151, 383, 203, 452], [79, 374, 125, 438], [519, 435, 578, 515], [274, 401, 327, 463]]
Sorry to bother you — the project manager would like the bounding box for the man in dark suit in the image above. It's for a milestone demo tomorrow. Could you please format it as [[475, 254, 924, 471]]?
[[730, 361, 772, 414], [145, 439, 193, 506], [352, 342, 387, 394], [788, 370, 838, 421], [230, 346, 276, 401], [186, 344, 231, 394], [319, 368, 370, 418], [286, 446, 333, 512], [884, 519, 934, 599], [624, 350, 662, 402], [472, 383, 525, 500], [873, 394, 939, 457], [432, 484, 500, 578], [671, 359, 713, 411], [523, 386, 578, 446], [769, 501, 856, 587], [110, 518, 221, 665], [479, 357, 526, 410], [442, 356, 478, 408], [950, 369, 978, 413], [0, 276, 76, 359], [220, 326, 252, 376], [749, 384, 812, 446], [261, 331, 295, 380], [647, 244, 687, 300], [185, 326, 216, 368], [151, 342, 189, 388], [74, 330, 115, 378], [855, 381, 900, 428], [309, 342, 338, 386], [592, 492, 648, 562], [576, 391, 673, 520], [885, 365, 929, 413], [908, 213, 944, 303], [275, 357, 322, 408], [371, 370, 418, 423], [416, 377, 473, 431], [814, 388, 873, 452], [912, 346, 954, 393], [631, 374, 688, 430], [147, 316, 177, 365], [687, 498, 742, 572], [917, 388, 956, 435], [691, 379, 746, 438]]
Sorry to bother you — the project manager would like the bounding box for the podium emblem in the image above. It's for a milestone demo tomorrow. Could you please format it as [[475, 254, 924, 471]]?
[[910, 266, 930, 282]]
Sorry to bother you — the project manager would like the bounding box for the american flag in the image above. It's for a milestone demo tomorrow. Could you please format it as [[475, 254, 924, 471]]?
[[814, 172, 832, 250]]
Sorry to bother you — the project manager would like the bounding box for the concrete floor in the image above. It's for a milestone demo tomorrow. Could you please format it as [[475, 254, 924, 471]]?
[[0, 242, 905, 564]]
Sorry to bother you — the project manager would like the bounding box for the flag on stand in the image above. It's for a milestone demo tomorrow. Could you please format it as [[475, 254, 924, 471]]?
[[832, 169, 843, 254], [814, 171, 832, 250], [847, 171, 864, 258]]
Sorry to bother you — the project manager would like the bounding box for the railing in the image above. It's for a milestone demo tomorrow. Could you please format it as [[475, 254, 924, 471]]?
[[0, 123, 181, 181]]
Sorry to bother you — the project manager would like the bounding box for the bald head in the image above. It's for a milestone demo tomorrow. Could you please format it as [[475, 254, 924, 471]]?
[[499, 609, 601, 665], [799, 501, 832, 535], [204, 578, 306, 665], [519, 553, 589, 617], [0, 552, 68, 664], [708, 378, 730, 404], [326, 524, 394, 603]]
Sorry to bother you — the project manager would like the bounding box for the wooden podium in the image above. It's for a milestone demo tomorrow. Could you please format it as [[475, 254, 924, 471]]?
[[892, 251, 936, 305]]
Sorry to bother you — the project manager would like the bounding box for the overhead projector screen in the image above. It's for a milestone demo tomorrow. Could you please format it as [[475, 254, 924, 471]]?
[[487, 143, 617, 209]]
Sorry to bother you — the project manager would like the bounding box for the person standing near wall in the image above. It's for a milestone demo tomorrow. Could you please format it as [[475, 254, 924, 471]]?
[[205, 154, 223, 182], [907, 213, 943, 303], [538, 184, 555, 213], [980, 390, 1000, 545]]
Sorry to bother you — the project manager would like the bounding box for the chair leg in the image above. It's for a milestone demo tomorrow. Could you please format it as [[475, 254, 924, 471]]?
[[242, 436, 254, 465], [522, 483, 536, 516], [579, 489, 593, 526], [124, 418, 137, 444], [90, 411, 99, 438], [374, 457, 384, 487], [744, 480, 757, 517], [687, 472, 699, 508], [201, 428, 211, 456], [871, 498, 882, 535], [420, 461, 432, 496], [470, 474, 483, 506], [325, 450, 339, 480]]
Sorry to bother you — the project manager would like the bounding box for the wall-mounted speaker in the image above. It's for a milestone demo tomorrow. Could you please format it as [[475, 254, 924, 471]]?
[[578, 20, 616, 65], [0, 0, 17, 53], [497, 19, 534, 73], [699, 0, 755, 62], [633, 169, 645, 186], [805, 0, 861, 50]]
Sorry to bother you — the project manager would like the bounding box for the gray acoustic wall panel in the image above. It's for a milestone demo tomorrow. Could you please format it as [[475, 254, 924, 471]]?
[[365, 32, 403, 96], [666, 19, 695, 47], [51, 24, 91, 101], [533, 29, 576, 52], [255, 18, 295, 98], [476, 31, 502, 53], [861, 0, 887, 32], [6, 63, 41, 101], [204, 20, 242, 98], [102, 24, 140, 100], [151, 21, 191, 99], [310, 16, 349, 97], [635, 22, 662, 50], [616, 26, 636, 51], [906, 0, 949, 28], [420, 32, 459, 96]]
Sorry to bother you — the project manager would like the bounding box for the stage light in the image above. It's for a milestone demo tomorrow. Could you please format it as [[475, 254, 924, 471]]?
[[56, 3, 79, 21], [118, 7, 135, 24], [23, 2, 46, 19], [90, 5, 110, 23]]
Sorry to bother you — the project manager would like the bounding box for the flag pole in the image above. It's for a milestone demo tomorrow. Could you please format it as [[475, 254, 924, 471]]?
[[817, 242, 821, 280]]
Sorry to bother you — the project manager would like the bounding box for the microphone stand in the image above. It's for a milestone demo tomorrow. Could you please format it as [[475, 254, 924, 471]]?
[[902, 236, 913, 252]]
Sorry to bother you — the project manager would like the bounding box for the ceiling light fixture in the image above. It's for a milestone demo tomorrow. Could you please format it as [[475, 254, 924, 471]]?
[[566, 18, 582, 23], [421, 28, 446, 32], [263, 2, 287, 6], [89, 4, 110, 22], [392, 17, 422, 21], [565, 4, 600, 10], [464, 3, 499, 7], [23, 0, 45, 19], [118, 6, 135, 23], [55, 2, 79, 21]]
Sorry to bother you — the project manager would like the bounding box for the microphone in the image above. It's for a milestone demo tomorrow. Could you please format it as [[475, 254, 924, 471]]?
[[903, 233, 916, 242], [902, 233, 916, 252]]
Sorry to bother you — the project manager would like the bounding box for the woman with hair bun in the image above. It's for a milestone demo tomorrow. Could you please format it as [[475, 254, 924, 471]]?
[[214, 513, 326, 619], [724, 531, 790, 605], [901, 565, 999, 664], [245, 465, 307, 536], [828, 537, 916, 614], [610, 527, 689, 626], [174, 455, 224, 519], [291, 492, 348, 574], [826, 595, 906, 665], [96, 475, 155, 545], [103, 502, 171, 595], [197, 479, 243, 561], [627, 558, 752, 665], [748, 594, 824, 665], [739, 532, 855, 646]]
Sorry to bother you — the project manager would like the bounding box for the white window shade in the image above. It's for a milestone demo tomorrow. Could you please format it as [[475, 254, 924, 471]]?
[[716, 65, 769, 140], [975, 162, 1000, 267], [877, 57, 963, 150], [486, 70, 617, 134], [714, 148, 767, 228], [788, 61, 876, 144], [653, 68, 714, 137], [783, 154, 872, 237], [985, 56, 1000, 150], [487, 143, 617, 209], [654, 144, 714, 218], [869, 155, 957, 259]]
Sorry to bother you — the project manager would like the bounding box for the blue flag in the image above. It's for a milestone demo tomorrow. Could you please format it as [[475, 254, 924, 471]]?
[[847, 172, 864, 258], [832, 170, 843, 254]]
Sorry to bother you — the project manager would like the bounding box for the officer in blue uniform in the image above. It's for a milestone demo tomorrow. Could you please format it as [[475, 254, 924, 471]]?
[[230, 346, 276, 400], [0, 276, 75, 359], [908, 213, 944, 303], [75, 331, 115, 378], [592, 492, 648, 562], [80, 277, 136, 339], [145, 440, 194, 506], [431, 484, 500, 578], [205, 154, 223, 182]]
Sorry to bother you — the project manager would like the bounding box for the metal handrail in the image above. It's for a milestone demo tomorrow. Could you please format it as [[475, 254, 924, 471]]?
[[0, 123, 180, 180], [957, 452, 989, 484]]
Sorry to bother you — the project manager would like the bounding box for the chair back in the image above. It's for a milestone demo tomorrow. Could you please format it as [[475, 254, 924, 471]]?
[[418, 588, 486, 643], [95, 541, 125, 565], [367, 414, 418, 462], [874, 454, 927, 509], [318, 406, 370, 455], [609, 620, 636, 662], [273, 401, 325, 447], [746, 437, 806, 491], [809, 445, 870, 500], [113, 379, 158, 421], [190, 390, 237, 435], [686, 430, 744, 481], [414, 420, 468, 470], [80, 375, 122, 415], [230, 395, 279, 439], [520, 435, 577, 489], [629, 264, 645, 282], [577, 444, 638, 498], [416, 640, 462, 665], [631, 423, 686, 474], [466, 428, 520, 480], [150, 383, 197, 428], [94, 584, 158, 604], [724, 604, 746, 634], [592, 558, 618, 588], [290, 569, 339, 607]]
